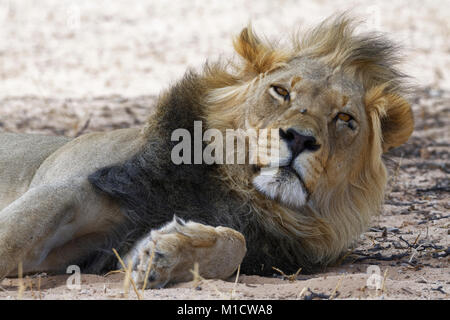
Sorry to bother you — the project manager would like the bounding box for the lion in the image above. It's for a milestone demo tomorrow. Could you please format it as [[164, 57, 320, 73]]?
[[0, 15, 413, 289]]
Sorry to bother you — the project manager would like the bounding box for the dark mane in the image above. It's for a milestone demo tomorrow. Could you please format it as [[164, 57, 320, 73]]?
[[87, 72, 311, 275], [85, 16, 412, 275]]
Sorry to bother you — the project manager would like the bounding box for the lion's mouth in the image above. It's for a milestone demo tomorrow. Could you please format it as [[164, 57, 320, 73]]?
[[252, 163, 309, 208], [279, 165, 309, 196], [253, 162, 307, 191], [280, 165, 301, 179]]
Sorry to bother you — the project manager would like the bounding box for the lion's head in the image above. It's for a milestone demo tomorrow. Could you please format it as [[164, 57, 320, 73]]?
[[201, 16, 414, 264]]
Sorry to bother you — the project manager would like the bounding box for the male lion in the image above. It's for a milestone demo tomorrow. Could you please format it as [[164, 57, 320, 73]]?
[[0, 16, 413, 289]]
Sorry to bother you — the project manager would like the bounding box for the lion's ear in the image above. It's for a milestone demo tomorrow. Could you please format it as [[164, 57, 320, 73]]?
[[233, 26, 288, 75], [365, 86, 414, 152]]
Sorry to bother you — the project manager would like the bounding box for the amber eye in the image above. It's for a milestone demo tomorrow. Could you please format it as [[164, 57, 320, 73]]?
[[337, 112, 352, 122], [272, 86, 290, 100]]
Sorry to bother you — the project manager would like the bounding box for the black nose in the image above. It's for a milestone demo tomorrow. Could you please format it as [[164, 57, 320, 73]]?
[[279, 128, 320, 158]]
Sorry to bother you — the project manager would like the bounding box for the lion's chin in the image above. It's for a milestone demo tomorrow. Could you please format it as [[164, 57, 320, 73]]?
[[252, 166, 308, 209]]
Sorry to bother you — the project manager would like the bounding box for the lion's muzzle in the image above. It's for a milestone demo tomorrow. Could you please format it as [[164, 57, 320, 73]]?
[[279, 128, 321, 159]]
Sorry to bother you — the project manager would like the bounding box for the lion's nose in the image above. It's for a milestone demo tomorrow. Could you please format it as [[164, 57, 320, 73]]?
[[279, 128, 320, 158]]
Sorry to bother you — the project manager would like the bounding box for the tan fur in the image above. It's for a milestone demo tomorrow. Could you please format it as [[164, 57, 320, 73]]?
[[0, 128, 147, 276], [233, 26, 291, 76], [202, 15, 414, 265], [0, 15, 414, 286], [365, 84, 414, 152], [128, 219, 246, 288]]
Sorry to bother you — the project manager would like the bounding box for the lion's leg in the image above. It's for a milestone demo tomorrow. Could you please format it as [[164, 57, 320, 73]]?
[[125, 217, 247, 289], [0, 185, 75, 279]]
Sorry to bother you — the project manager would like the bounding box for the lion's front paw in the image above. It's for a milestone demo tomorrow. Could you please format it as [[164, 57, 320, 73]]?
[[124, 217, 246, 289], [128, 239, 173, 289]]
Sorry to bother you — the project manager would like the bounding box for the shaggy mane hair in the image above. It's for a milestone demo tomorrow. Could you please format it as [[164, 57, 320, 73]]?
[[88, 15, 413, 274], [199, 15, 412, 263]]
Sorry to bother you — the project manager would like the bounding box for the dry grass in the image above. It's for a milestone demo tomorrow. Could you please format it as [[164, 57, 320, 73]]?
[[112, 248, 142, 300], [329, 275, 344, 299], [272, 266, 302, 282], [230, 265, 241, 300], [142, 250, 155, 293], [17, 262, 24, 300]]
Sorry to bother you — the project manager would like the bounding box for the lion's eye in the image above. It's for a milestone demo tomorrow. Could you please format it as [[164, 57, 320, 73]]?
[[337, 112, 352, 122], [272, 86, 290, 101]]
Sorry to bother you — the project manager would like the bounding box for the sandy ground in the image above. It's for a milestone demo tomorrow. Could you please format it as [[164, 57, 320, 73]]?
[[0, 0, 449, 98], [0, 0, 449, 300]]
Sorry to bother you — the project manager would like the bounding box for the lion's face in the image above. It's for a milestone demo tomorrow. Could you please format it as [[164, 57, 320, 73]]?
[[206, 22, 414, 214], [246, 59, 369, 209]]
